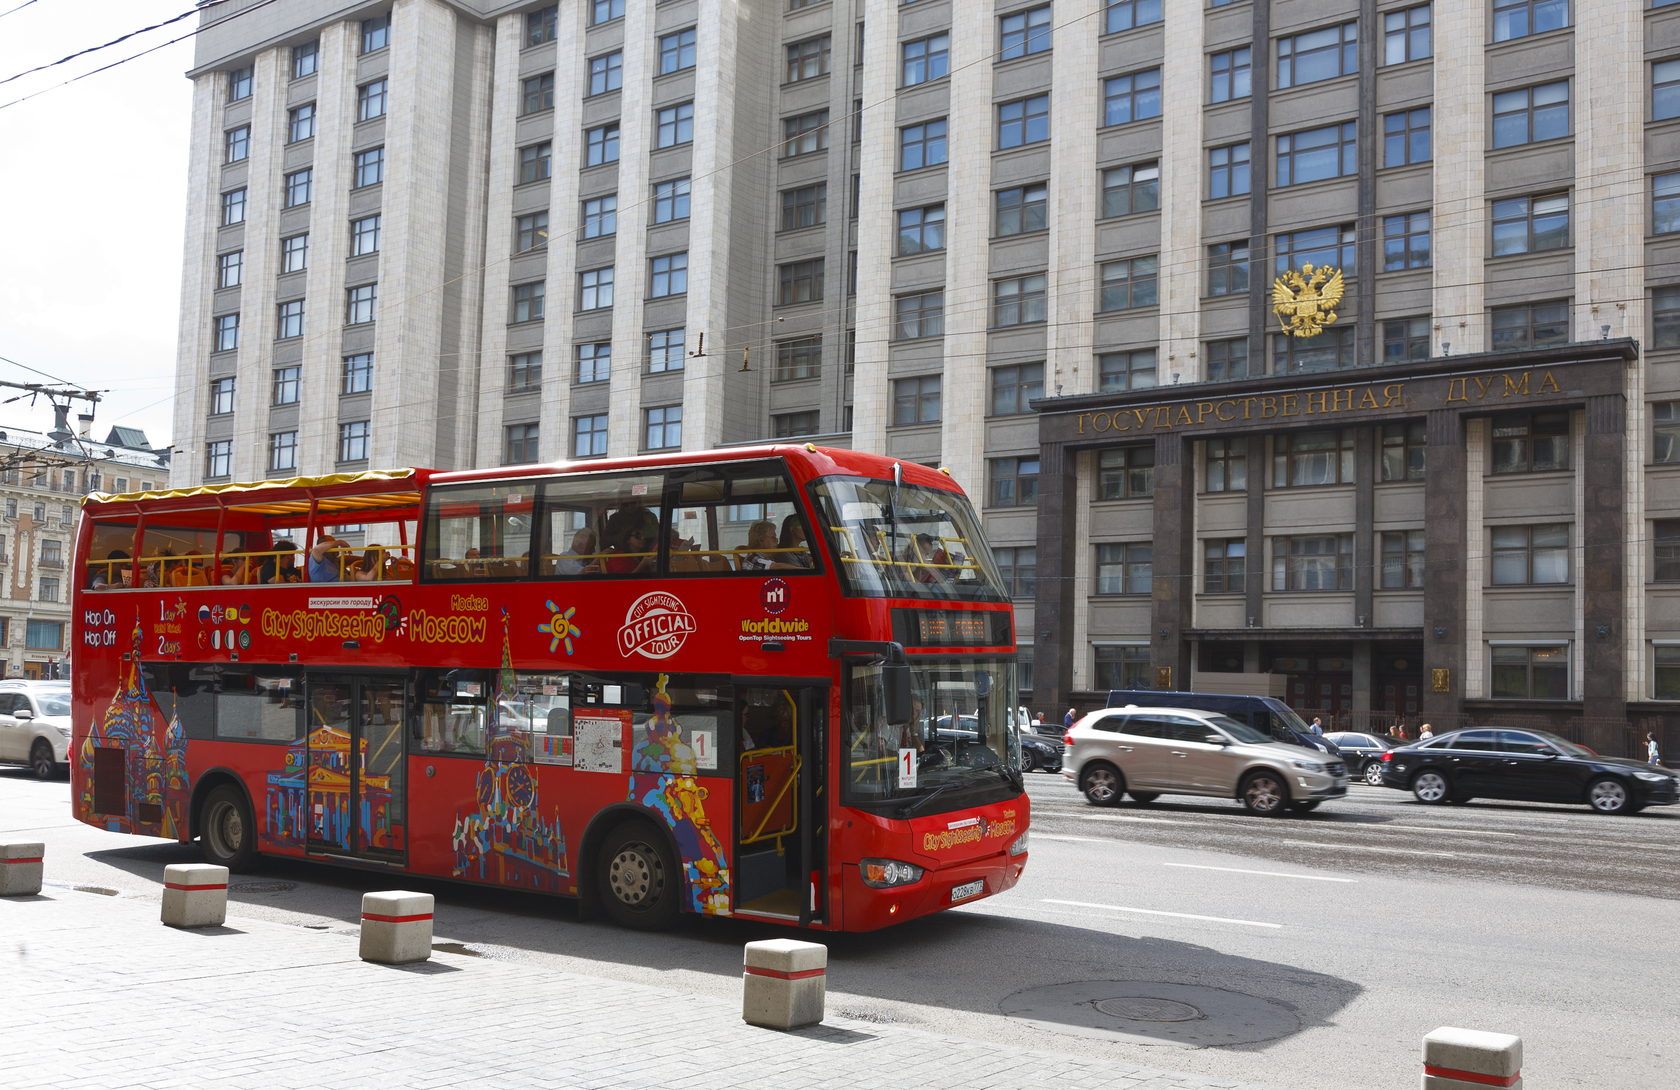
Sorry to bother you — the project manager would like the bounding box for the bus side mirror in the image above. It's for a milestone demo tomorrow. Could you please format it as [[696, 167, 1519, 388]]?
[[883, 663, 912, 724]]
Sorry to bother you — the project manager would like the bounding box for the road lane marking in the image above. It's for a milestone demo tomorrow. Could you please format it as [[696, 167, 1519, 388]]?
[[1164, 862, 1355, 883], [1032, 834, 1106, 843], [1042, 898, 1282, 929]]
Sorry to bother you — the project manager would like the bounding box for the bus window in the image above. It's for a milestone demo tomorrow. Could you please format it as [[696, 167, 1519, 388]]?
[[808, 477, 1007, 601], [423, 482, 535, 579]]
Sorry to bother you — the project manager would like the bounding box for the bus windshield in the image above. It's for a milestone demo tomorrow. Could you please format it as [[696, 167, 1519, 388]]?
[[808, 477, 1008, 601]]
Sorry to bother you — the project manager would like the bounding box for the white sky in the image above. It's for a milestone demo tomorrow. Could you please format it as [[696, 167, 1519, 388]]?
[[0, 0, 196, 451]]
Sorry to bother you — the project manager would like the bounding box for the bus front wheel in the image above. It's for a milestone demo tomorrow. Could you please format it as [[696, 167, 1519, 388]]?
[[598, 822, 679, 931], [200, 784, 257, 871]]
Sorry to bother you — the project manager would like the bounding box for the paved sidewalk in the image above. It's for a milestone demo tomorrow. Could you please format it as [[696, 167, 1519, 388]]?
[[4, 887, 1291, 1090]]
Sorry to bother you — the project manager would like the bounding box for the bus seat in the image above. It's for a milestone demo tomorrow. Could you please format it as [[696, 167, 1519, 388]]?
[[386, 557, 416, 581]]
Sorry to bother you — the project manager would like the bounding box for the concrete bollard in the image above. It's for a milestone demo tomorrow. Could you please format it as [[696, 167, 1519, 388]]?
[[1, 842, 45, 897], [1423, 1026, 1523, 1089], [359, 890, 434, 964], [161, 863, 229, 927], [742, 938, 826, 1029]]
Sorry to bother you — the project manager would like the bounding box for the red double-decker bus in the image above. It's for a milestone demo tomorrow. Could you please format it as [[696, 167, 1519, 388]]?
[[69, 445, 1028, 930]]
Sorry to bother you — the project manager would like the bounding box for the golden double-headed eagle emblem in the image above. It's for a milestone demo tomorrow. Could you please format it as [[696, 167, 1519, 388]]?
[[1271, 263, 1345, 338]]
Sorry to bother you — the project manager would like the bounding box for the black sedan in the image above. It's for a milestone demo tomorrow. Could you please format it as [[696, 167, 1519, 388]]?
[[930, 717, 1062, 773], [1379, 727, 1680, 814], [1324, 731, 1399, 786]]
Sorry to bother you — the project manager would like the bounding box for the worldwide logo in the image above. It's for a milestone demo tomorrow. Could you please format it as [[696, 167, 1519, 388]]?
[[761, 577, 789, 615], [618, 591, 696, 659]]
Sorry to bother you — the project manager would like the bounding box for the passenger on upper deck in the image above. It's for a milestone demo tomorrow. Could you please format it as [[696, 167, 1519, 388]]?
[[552, 528, 601, 575], [604, 525, 655, 574], [777, 515, 812, 568], [307, 537, 348, 582], [90, 550, 131, 588]]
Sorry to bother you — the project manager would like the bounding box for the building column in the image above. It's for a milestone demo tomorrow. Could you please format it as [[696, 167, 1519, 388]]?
[[1151, 432, 1192, 689], [1422, 408, 1465, 723], [1581, 393, 1627, 722], [1033, 441, 1080, 713]]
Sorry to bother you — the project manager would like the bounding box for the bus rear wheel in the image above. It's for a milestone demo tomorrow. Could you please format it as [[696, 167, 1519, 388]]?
[[200, 784, 257, 871], [599, 822, 679, 931]]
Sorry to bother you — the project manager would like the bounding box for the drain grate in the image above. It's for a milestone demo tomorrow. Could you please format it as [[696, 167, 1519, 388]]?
[[431, 942, 484, 958], [73, 886, 119, 897], [230, 881, 297, 894], [1001, 980, 1299, 1048]]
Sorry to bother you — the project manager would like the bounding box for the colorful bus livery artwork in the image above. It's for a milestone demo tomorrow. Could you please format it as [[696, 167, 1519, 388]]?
[[70, 446, 1030, 931]]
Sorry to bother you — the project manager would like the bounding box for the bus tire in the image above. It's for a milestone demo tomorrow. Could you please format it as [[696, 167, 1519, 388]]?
[[199, 784, 258, 872], [598, 822, 679, 931]]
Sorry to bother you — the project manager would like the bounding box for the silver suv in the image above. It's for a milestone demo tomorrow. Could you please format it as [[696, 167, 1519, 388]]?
[[0, 680, 72, 779], [1063, 705, 1348, 816]]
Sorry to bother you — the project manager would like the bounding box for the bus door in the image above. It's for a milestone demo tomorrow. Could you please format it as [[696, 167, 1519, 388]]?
[[734, 683, 826, 925], [305, 673, 407, 861]]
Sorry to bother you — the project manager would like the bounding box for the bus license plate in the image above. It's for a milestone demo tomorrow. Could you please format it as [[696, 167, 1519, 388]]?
[[950, 879, 984, 903]]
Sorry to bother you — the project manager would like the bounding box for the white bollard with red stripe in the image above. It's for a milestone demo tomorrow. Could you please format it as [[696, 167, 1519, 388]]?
[[742, 938, 826, 1029], [1423, 1026, 1523, 1088], [1, 842, 45, 896], [359, 890, 434, 964], [160, 863, 229, 927]]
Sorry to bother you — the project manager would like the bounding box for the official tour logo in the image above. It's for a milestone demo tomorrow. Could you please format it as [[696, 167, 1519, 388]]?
[[618, 591, 696, 659]]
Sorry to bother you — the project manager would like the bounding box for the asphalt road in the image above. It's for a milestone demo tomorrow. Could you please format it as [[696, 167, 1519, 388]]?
[[6, 768, 1675, 1089]]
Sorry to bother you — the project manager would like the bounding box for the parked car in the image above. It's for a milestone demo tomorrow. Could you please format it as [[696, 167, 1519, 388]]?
[[0, 680, 72, 779], [932, 716, 1061, 773], [1379, 728, 1680, 814], [1324, 731, 1398, 785], [1063, 706, 1349, 816]]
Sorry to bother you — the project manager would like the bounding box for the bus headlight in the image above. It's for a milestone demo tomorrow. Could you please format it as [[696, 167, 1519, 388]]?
[[859, 859, 924, 888], [1009, 831, 1029, 857]]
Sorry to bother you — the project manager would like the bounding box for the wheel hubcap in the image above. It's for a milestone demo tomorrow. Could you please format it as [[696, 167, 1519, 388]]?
[[1365, 763, 1384, 785], [210, 803, 242, 856], [1247, 778, 1282, 812], [609, 844, 661, 906], [1591, 782, 1626, 810], [1416, 774, 1446, 801], [1087, 771, 1117, 802]]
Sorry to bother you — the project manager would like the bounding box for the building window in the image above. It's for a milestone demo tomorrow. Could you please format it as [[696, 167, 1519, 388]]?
[[1273, 429, 1355, 487], [1653, 402, 1680, 463], [24, 618, 61, 647], [591, 0, 625, 26], [1492, 81, 1569, 148], [346, 284, 377, 325], [1491, 193, 1569, 255], [588, 51, 623, 95], [896, 204, 946, 255], [1276, 22, 1358, 89], [209, 377, 235, 415], [1097, 349, 1157, 392], [217, 250, 243, 289], [1272, 326, 1356, 374], [1099, 257, 1158, 311], [899, 118, 947, 169], [774, 337, 823, 383], [1098, 447, 1155, 500], [1491, 645, 1568, 699], [1203, 539, 1246, 593], [1274, 223, 1357, 275], [1492, 0, 1570, 43], [1383, 107, 1432, 167], [777, 259, 825, 306], [1207, 241, 1248, 296], [288, 103, 316, 143], [780, 183, 826, 231], [573, 414, 608, 458], [994, 547, 1037, 598], [1655, 172, 1680, 235], [276, 299, 304, 339], [338, 421, 370, 463], [1491, 411, 1571, 474], [655, 102, 694, 147], [772, 411, 821, 439], [989, 363, 1043, 416], [353, 146, 384, 187], [892, 375, 942, 425], [1096, 543, 1153, 594], [350, 214, 381, 256], [526, 5, 557, 47], [519, 141, 552, 183], [221, 188, 246, 226], [1105, 0, 1162, 33], [786, 34, 830, 83], [648, 252, 687, 298], [995, 183, 1047, 236], [357, 79, 388, 121], [993, 274, 1047, 326], [653, 177, 692, 224], [1000, 6, 1051, 60], [1101, 162, 1160, 217], [206, 438, 232, 475], [576, 342, 611, 384], [1208, 142, 1251, 198], [894, 291, 944, 340], [660, 28, 698, 74], [515, 211, 548, 253], [292, 41, 319, 79], [1384, 5, 1432, 64], [224, 126, 249, 163], [511, 281, 546, 323], [214, 314, 240, 352], [579, 267, 613, 310], [283, 168, 313, 208], [581, 194, 616, 239], [648, 328, 685, 374], [272, 365, 300, 405], [1656, 285, 1680, 348], [343, 353, 373, 394], [989, 456, 1040, 506], [784, 110, 830, 158], [1102, 72, 1159, 127], [1490, 524, 1570, 584], [1094, 645, 1152, 691], [1490, 300, 1570, 350], [900, 33, 947, 85], [1380, 530, 1426, 588], [1654, 520, 1680, 581], [1275, 121, 1357, 186], [586, 124, 620, 166], [1658, 645, 1680, 700], [1204, 437, 1247, 492], [505, 423, 540, 464], [38, 576, 57, 603], [505, 352, 541, 394], [1272, 534, 1354, 591], [1209, 47, 1251, 103], [361, 13, 391, 54], [998, 94, 1051, 148], [269, 431, 299, 473], [1382, 211, 1431, 270], [1206, 338, 1249, 383], [522, 72, 555, 115], [280, 233, 308, 272], [1383, 317, 1432, 363], [644, 405, 682, 451]]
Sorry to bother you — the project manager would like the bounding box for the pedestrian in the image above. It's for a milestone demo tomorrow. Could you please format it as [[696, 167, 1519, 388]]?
[[1063, 707, 1076, 729], [1392, 718, 1409, 742], [1649, 732, 1662, 766], [1418, 723, 1434, 740], [1309, 716, 1324, 735]]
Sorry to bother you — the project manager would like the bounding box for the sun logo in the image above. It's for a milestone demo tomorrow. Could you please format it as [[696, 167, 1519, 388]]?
[[537, 601, 581, 655]]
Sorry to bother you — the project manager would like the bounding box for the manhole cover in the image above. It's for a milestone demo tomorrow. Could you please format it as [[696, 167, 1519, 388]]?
[[231, 881, 296, 893], [1001, 981, 1298, 1049]]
